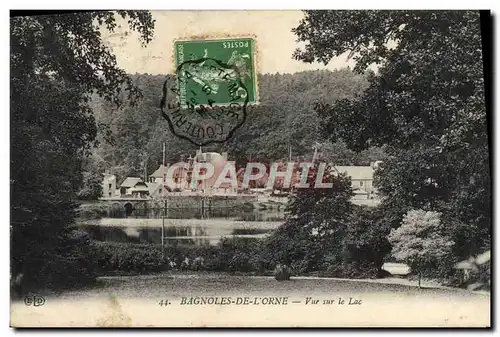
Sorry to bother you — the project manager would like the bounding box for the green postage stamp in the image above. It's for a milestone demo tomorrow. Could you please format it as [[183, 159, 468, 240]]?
[[161, 37, 257, 146], [173, 37, 257, 107]]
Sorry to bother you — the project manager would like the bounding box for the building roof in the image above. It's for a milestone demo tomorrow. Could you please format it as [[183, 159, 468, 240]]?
[[129, 185, 150, 193], [150, 164, 168, 178], [151, 164, 188, 180], [333, 166, 374, 180], [120, 177, 144, 188], [146, 182, 160, 194], [146, 182, 172, 195]]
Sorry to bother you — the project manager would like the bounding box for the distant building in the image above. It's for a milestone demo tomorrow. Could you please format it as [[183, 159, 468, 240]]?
[[119, 177, 149, 198], [146, 181, 171, 198], [149, 164, 167, 183], [149, 151, 238, 195], [333, 165, 378, 200], [102, 173, 117, 198], [190, 151, 238, 194], [149, 163, 190, 191]]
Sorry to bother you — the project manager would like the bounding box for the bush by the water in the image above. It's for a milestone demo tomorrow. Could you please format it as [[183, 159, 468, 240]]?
[[77, 203, 110, 219], [211, 237, 268, 272], [90, 237, 271, 275], [91, 241, 169, 274], [89, 200, 393, 280]]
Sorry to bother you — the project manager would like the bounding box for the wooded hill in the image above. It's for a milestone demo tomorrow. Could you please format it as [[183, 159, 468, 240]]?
[[86, 68, 384, 187]]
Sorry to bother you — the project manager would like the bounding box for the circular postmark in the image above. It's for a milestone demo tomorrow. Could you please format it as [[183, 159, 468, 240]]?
[[160, 57, 248, 146]]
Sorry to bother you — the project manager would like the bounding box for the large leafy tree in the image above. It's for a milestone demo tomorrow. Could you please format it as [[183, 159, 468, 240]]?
[[264, 164, 354, 273], [11, 11, 155, 291], [293, 10, 490, 259]]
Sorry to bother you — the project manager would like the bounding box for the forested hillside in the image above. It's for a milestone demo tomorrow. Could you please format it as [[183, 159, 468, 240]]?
[[85, 68, 383, 188]]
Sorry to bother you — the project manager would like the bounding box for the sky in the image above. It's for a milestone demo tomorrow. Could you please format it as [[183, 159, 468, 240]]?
[[102, 10, 356, 75]]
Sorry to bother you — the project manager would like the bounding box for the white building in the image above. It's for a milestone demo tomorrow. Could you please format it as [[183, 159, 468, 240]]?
[[333, 162, 382, 206], [102, 173, 117, 198], [334, 166, 377, 199], [146, 181, 170, 198], [119, 177, 150, 198]]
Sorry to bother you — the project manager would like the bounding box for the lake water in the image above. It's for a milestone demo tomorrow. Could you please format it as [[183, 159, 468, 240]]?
[[78, 207, 285, 245]]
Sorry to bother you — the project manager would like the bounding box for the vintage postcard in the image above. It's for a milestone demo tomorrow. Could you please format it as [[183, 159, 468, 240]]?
[[10, 10, 491, 328]]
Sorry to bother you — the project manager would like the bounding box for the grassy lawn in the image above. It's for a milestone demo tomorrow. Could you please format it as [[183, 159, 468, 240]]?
[[59, 272, 486, 299]]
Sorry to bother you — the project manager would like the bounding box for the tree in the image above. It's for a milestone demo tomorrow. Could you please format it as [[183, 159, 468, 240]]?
[[264, 163, 354, 274], [293, 11, 490, 260], [78, 171, 104, 200], [342, 206, 392, 274], [11, 11, 155, 292], [388, 210, 455, 287], [320, 140, 387, 166], [93, 74, 199, 183], [77, 153, 109, 200]]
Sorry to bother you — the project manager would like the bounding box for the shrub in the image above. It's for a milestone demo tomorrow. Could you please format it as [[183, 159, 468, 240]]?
[[322, 261, 381, 279], [264, 220, 325, 273], [191, 257, 205, 271], [274, 264, 291, 281], [228, 251, 252, 272], [77, 203, 110, 219], [454, 250, 491, 290], [91, 241, 169, 274], [90, 237, 269, 275], [217, 237, 266, 273], [321, 207, 391, 280], [388, 209, 455, 286]]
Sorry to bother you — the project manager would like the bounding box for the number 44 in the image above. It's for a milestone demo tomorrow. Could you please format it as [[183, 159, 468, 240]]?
[[158, 300, 170, 306]]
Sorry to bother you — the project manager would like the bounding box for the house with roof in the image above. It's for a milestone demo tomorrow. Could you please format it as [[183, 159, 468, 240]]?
[[149, 151, 239, 195], [119, 177, 150, 198], [146, 181, 172, 199], [149, 163, 190, 191], [333, 165, 378, 200], [149, 164, 168, 184]]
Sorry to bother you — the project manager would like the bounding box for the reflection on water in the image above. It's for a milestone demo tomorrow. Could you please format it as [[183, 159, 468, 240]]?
[[107, 207, 285, 222], [80, 207, 285, 246], [80, 224, 271, 246]]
